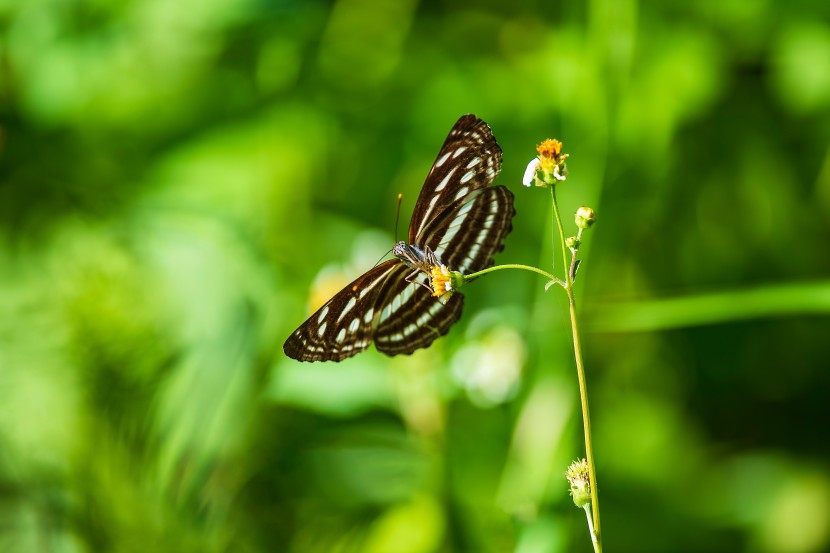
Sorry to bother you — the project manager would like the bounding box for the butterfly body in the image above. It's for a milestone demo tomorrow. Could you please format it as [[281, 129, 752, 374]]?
[[284, 115, 514, 362], [392, 241, 433, 271], [392, 240, 441, 292]]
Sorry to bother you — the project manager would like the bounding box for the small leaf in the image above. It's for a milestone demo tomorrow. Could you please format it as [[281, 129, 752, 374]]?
[[570, 260, 582, 283]]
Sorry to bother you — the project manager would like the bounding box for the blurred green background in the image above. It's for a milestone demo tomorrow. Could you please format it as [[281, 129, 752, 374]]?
[[2, 0, 830, 551]]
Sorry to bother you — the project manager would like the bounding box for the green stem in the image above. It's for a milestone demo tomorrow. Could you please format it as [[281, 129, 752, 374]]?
[[551, 187, 570, 283], [464, 264, 564, 287], [583, 504, 599, 553], [551, 187, 602, 552]]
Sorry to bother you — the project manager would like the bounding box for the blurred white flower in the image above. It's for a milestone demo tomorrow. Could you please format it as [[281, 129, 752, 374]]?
[[451, 325, 525, 407]]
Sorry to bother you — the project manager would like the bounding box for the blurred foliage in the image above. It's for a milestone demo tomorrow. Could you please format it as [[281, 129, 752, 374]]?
[[1, 0, 830, 552]]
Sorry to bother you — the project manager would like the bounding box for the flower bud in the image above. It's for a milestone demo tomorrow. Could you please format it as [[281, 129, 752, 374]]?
[[575, 206, 596, 229], [565, 236, 581, 251], [566, 458, 592, 508]]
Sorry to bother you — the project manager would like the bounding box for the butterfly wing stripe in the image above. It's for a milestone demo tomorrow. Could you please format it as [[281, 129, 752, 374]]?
[[433, 166, 458, 193], [283, 260, 402, 362], [377, 279, 418, 324], [410, 115, 502, 243], [428, 193, 480, 259], [337, 296, 357, 322], [317, 306, 329, 323]]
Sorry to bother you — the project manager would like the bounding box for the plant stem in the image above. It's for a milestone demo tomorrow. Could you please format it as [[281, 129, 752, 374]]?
[[551, 187, 570, 285], [583, 505, 599, 553], [464, 264, 565, 288], [457, 186, 602, 549], [551, 186, 602, 552]]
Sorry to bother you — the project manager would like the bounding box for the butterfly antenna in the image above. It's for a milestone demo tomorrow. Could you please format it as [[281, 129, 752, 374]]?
[[371, 247, 395, 270], [365, 193, 403, 273], [394, 193, 403, 242]]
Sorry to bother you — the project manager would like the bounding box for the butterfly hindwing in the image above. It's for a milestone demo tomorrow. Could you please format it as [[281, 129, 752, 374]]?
[[373, 271, 465, 356], [427, 185, 515, 274]]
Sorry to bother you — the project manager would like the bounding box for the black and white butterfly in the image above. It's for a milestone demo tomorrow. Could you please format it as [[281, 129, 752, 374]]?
[[284, 114, 515, 362]]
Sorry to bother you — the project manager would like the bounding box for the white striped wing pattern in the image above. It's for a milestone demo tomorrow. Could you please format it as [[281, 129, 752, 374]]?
[[284, 115, 514, 362]]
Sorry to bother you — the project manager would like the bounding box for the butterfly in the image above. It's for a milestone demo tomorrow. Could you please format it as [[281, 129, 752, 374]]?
[[283, 114, 515, 362]]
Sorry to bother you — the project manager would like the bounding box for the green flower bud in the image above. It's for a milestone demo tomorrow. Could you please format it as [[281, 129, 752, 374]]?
[[566, 458, 592, 508], [575, 206, 596, 229]]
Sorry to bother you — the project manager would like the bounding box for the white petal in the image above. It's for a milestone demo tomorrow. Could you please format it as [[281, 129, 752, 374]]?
[[522, 158, 541, 187]]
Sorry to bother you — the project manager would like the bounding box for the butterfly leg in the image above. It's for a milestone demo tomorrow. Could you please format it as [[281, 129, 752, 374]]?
[[405, 269, 433, 293]]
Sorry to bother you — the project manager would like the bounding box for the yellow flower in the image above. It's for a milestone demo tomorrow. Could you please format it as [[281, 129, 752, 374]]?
[[523, 138, 569, 187], [537, 138, 563, 159], [429, 264, 455, 305]]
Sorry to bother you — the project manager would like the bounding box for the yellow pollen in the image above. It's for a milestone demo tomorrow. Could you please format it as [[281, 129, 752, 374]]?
[[429, 265, 452, 297], [536, 138, 563, 159]]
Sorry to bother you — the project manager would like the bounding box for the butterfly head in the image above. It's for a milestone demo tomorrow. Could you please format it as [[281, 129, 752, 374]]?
[[393, 241, 427, 270]]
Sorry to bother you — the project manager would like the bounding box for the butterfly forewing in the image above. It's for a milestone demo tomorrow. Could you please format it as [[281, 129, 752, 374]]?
[[409, 114, 503, 243], [283, 260, 400, 362]]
